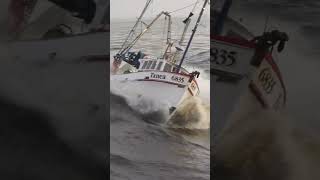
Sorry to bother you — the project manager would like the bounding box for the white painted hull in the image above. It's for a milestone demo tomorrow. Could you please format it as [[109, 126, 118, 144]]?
[[111, 71, 200, 113], [8, 31, 109, 62], [211, 35, 286, 135]]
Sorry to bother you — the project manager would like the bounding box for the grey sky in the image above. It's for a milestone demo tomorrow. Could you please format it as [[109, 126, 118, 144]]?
[[110, 0, 210, 20]]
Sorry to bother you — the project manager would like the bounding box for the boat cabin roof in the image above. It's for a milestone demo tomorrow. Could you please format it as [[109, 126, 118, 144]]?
[[138, 58, 189, 75]]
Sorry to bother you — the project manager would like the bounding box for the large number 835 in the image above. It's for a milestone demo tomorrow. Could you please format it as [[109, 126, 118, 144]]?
[[211, 47, 237, 66]]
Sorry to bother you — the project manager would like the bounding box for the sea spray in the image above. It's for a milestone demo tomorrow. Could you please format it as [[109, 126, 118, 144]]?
[[167, 96, 210, 130], [213, 91, 319, 179]]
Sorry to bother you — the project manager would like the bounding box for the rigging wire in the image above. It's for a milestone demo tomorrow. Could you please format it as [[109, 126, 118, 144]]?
[[118, 0, 153, 54], [191, 0, 200, 12], [168, 0, 200, 14]]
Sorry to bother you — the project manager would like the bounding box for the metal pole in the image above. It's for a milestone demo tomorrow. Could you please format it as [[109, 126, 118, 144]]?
[[118, 0, 153, 54], [166, 12, 172, 44], [121, 12, 165, 55], [179, 18, 191, 45], [177, 0, 209, 72], [212, 0, 232, 35]]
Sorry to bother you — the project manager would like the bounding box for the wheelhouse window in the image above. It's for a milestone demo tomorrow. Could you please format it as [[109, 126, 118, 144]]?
[[150, 61, 157, 69], [156, 61, 163, 70], [145, 61, 153, 69], [163, 63, 172, 72], [141, 61, 148, 69]]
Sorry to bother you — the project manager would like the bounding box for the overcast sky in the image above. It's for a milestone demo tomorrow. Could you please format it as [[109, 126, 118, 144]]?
[[110, 0, 210, 20]]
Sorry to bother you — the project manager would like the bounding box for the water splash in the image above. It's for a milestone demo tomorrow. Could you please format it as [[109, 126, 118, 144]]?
[[213, 91, 320, 180], [167, 96, 210, 130]]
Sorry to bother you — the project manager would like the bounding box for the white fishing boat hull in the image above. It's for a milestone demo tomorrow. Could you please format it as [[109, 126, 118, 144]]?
[[8, 31, 109, 62], [111, 70, 200, 113], [211, 35, 286, 135]]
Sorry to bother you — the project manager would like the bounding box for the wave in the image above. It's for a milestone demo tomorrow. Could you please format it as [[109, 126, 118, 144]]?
[[213, 91, 320, 180], [110, 90, 209, 129], [167, 97, 210, 130]]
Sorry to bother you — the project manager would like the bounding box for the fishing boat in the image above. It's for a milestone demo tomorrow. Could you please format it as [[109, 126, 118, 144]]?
[[111, 0, 209, 114], [7, 0, 109, 62], [211, 0, 288, 135]]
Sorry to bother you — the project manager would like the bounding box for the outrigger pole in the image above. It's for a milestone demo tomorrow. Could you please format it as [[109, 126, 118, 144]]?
[[176, 0, 209, 72], [118, 0, 153, 54], [121, 11, 171, 55]]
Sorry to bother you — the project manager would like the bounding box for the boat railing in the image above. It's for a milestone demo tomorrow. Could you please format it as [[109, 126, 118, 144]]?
[[138, 58, 189, 75]]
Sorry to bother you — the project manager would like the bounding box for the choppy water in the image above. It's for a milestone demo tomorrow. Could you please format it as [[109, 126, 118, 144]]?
[[110, 16, 210, 179], [213, 0, 320, 179]]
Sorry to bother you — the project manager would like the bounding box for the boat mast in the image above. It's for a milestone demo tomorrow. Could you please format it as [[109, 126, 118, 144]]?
[[166, 12, 172, 44], [176, 0, 209, 72], [212, 0, 232, 35], [162, 12, 173, 58], [118, 0, 153, 55]]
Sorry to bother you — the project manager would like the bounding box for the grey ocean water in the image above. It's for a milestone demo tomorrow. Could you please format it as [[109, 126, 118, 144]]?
[[213, 1, 320, 179], [110, 17, 210, 179]]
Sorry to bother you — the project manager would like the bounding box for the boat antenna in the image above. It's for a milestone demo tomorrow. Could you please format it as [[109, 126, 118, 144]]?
[[176, 0, 209, 72], [118, 0, 153, 55], [178, 0, 199, 45]]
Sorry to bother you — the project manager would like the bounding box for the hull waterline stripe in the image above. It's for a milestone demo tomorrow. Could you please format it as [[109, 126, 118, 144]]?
[[188, 88, 195, 96], [136, 79, 185, 87], [136, 79, 197, 97], [264, 54, 287, 104], [130, 70, 199, 88], [249, 82, 268, 108], [211, 35, 256, 48]]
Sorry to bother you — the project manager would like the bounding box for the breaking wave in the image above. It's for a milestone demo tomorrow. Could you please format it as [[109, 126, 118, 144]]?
[[110, 89, 210, 130], [110, 92, 210, 179], [213, 92, 320, 180], [167, 96, 210, 130]]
